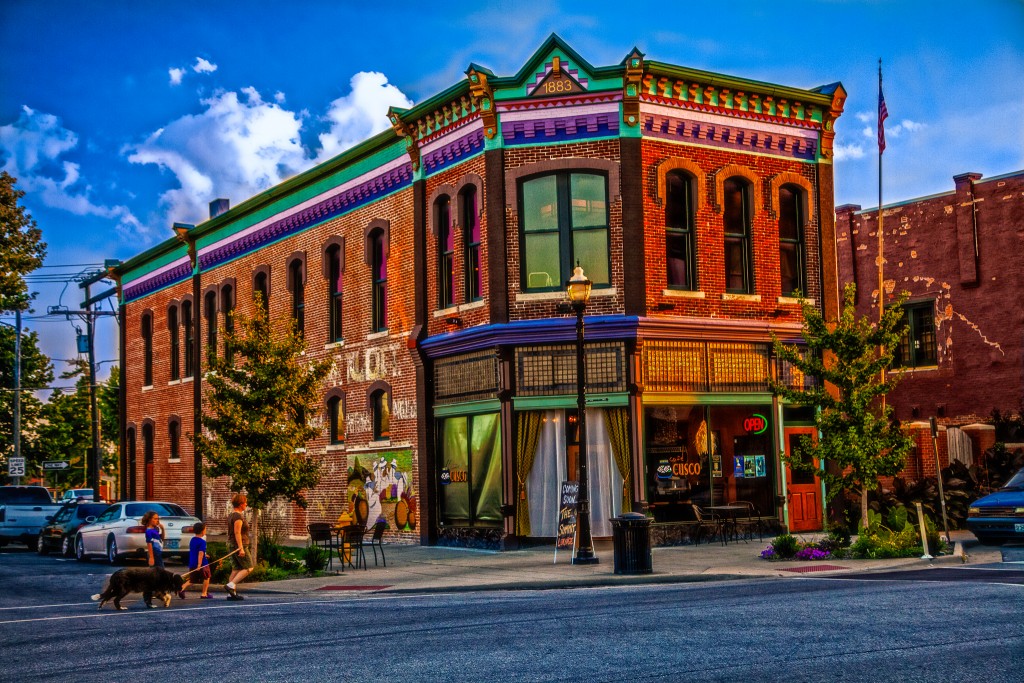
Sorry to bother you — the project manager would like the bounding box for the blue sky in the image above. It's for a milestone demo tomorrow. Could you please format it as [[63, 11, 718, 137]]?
[[1, 0, 1022, 382]]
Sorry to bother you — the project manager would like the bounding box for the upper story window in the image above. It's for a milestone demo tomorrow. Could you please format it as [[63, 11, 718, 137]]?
[[371, 388, 391, 441], [462, 185, 482, 302], [520, 172, 609, 292], [370, 229, 387, 332], [327, 394, 345, 445], [778, 184, 807, 296], [895, 301, 937, 368], [288, 257, 305, 338], [181, 299, 194, 378], [723, 177, 753, 294], [141, 312, 153, 386], [167, 305, 179, 381], [254, 268, 270, 319], [326, 244, 343, 343], [436, 195, 455, 309], [221, 284, 235, 364], [204, 290, 218, 365], [665, 171, 696, 290], [168, 418, 180, 461]]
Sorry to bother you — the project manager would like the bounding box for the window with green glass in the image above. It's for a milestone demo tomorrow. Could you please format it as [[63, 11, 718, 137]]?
[[894, 301, 937, 368], [439, 413, 502, 527], [520, 172, 609, 291]]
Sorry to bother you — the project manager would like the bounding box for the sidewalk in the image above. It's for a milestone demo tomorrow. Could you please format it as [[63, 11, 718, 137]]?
[[240, 530, 1000, 597]]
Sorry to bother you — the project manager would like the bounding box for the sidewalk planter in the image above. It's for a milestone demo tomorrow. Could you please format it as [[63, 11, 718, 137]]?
[[610, 513, 653, 575]]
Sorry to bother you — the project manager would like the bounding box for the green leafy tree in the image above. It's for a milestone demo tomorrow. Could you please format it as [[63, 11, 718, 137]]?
[[34, 361, 94, 490], [190, 302, 331, 560], [770, 283, 915, 529], [98, 367, 119, 451], [0, 327, 54, 466], [0, 172, 47, 313]]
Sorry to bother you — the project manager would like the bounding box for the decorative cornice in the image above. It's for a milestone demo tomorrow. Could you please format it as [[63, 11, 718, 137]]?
[[421, 127, 486, 176], [622, 49, 644, 127], [819, 83, 847, 160], [466, 66, 497, 140], [388, 107, 420, 171], [124, 261, 192, 302], [642, 110, 817, 162], [525, 55, 590, 96], [502, 111, 619, 145], [497, 91, 621, 113]]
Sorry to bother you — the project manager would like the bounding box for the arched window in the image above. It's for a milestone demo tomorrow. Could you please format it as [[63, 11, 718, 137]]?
[[253, 268, 270, 319], [204, 290, 218, 365], [370, 229, 387, 332], [723, 177, 753, 293], [436, 195, 454, 309], [168, 418, 180, 461], [327, 394, 345, 445], [181, 299, 194, 378], [520, 172, 609, 291], [288, 257, 305, 338], [167, 305, 179, 381], [665, 171, 696, 290], [778, 184, 806, 296], [221, 283, 235, 364], [141, 312, 153, 387], [371, 389, 390, 441], [461, 185, 482, 302], [326, 244, 343, 343]]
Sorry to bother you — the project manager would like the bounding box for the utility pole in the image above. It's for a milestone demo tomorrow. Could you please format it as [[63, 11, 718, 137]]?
[[84, 280, 101, 496], [13, 308, 21, 485]]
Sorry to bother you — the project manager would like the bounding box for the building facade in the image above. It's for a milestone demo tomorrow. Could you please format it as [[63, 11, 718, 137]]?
[[114, 36, 847, 546], [836, 170, 1024, 473]]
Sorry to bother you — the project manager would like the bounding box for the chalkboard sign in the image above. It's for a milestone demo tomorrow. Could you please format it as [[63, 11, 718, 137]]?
[[556, 481, 579, 551]]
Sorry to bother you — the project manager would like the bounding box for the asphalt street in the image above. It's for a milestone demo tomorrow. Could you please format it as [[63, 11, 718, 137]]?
[[1, 546, 1022, 683]]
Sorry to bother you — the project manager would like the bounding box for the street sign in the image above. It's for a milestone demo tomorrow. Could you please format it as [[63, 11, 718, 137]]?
[[8, 457, 25, 477], [42, 461, 70, 471]]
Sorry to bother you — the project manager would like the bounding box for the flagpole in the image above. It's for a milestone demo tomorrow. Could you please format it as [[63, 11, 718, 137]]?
[[877, 58, 884, 324]]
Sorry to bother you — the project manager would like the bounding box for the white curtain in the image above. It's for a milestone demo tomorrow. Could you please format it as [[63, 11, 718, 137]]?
[[525, 409, 623, 538], [526, 410, 566, 537]]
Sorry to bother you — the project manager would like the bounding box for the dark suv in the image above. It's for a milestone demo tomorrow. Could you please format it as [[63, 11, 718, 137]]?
[[37, 501, 110, 557]]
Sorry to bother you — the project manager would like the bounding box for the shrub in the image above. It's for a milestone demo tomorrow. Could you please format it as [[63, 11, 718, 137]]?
[[302, 545, 330, 573], [770, 534, 799, 559]]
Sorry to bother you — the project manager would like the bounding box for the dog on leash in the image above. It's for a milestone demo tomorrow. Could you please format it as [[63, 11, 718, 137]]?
[[91, 567, 185, 610]]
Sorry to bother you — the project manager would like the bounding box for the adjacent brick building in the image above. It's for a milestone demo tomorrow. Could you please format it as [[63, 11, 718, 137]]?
[[113, 36, 848, 546]]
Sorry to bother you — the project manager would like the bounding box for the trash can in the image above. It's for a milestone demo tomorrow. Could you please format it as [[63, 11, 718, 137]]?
[[610, 512, 653, 575]]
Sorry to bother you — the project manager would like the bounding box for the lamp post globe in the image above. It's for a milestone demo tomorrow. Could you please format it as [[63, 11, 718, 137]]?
[[567, 264, 598, 564]]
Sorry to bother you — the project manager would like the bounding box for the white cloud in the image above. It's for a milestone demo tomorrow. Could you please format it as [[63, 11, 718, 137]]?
[[855, 111, 872, 123], [169, 68, 185, 86], [193, 57, 217, 74], [862, 119, 926, 140], [126, 87, 309, 226], [313, 71, 413, 164], [274, 91, 286, 104], [0, 106, 144, 237], [834, 142, 866, 161]]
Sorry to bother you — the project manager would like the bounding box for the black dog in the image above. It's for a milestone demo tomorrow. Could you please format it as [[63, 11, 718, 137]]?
[[92, 567, 185, 610]]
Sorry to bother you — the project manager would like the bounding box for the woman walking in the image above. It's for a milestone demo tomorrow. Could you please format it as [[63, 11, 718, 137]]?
[[225, 493, 251, 600]]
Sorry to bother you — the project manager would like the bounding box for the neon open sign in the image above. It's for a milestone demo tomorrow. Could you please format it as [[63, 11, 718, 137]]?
[[744, 413, 768, 434]]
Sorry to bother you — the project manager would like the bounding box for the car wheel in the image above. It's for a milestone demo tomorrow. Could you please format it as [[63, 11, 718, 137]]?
[[107, 537, 121, 565], [36, 534, 49, 555], [76, 535, 89, 562], [61, 535, 73, 557]]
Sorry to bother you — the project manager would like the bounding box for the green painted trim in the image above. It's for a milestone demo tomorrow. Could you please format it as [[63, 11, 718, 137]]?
[[433, 399, 502, 417], [642, 392, 774, 406], [645, 61, 834, 106], [506, 134, 621, 149], [121, 248, 190, 286], [513, 392, 629, 411], [423, 148, 486, 180]]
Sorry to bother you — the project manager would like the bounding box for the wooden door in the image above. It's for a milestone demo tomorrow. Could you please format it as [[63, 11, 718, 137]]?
[[784, 427, 822, 532], [144, 463, 154, 500]]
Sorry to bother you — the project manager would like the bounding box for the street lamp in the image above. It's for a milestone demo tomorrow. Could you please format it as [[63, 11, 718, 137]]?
[[567, 265, 598, 565]]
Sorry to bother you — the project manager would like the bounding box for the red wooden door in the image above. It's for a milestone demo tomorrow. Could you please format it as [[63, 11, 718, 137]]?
[[144, 463, 154, 500], [784, 427, 822, 532]]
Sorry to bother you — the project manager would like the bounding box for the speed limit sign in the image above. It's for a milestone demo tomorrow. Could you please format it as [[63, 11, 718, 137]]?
[[8, 457, 25, 477]]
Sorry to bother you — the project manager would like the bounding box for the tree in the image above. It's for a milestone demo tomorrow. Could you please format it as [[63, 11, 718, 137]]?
[[190, 302, 331, 561], [770, 283, 915, 530], [33, 361, 92, 490], [0, 172, 47, 314], [0, 327, 53, 466]]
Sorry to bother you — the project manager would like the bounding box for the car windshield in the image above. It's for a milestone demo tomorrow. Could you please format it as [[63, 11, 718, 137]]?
[[1001, 468, 1024, 490], [75, 504, 109, 519], [124, 503, 188, 518], [0, 487, 54, 505]]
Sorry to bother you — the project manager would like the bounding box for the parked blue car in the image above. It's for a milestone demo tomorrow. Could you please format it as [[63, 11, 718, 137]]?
[[967, 467, 1024, 545]]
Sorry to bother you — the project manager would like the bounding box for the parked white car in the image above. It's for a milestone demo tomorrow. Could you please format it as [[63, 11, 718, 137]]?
[[75, 501, 199, 565]]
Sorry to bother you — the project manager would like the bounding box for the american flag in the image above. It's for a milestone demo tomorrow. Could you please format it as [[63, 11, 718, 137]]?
[[878, 82, 889, 154]]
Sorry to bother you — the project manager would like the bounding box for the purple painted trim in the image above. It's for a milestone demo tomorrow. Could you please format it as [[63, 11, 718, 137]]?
[[642, 113, 817, 161], [124, 262, 192, 302], [420, 316, 640, 358], [502, 113, 619, 145], [423, 128, 486, 176]]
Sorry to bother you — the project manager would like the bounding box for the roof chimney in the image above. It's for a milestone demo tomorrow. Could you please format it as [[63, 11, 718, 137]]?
[[209, 198, 230, 219]]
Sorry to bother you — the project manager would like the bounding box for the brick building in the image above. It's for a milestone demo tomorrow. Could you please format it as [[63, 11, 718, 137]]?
[[112, 36, 848, 546], [836, 170, 1024, 474]]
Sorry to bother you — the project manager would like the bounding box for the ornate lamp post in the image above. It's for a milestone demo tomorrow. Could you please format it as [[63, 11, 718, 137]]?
[[567, 265, 598, 564]]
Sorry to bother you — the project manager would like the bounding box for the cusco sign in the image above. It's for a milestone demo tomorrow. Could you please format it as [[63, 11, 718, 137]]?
[[744, 413, 768, 435]]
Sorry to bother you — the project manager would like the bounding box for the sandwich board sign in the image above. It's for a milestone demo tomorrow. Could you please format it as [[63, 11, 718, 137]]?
[[553, 480, 579, 564]]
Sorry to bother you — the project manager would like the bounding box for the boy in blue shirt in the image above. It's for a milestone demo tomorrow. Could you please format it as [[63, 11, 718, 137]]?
[[180, 521, 212, 599]]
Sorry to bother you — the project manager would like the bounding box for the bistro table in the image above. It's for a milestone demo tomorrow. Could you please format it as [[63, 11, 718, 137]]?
[[706, 505, 747, 544]]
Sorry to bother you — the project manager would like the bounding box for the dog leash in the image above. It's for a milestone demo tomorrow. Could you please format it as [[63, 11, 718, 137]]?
[[180, 547, 241, 578]]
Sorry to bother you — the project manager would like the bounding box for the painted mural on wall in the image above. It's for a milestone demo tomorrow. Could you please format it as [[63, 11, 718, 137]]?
[[348, 450, 418, 531]]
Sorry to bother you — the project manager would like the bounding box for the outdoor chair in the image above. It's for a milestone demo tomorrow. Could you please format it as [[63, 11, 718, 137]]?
[[365, 520, 387, 567], [307, 523, 338, 571], [339, 524, 368, 570], [692, 504, 725, 546]]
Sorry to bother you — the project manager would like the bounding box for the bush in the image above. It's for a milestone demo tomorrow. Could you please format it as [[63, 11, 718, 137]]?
[[770, 534, 799, 559], [302, 545, 330, 573]]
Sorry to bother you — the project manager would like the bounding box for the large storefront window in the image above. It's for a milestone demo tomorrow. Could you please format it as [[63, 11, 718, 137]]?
[[644, 405, 776, 521], [439, 413, 503, 527]]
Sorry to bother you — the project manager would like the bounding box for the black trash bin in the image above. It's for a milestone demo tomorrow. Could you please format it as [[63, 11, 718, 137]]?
[[610, 512, 653, 575]]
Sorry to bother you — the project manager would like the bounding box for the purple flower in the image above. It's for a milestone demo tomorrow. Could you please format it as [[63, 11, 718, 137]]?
[[760, 547, 776, 560], [794, 546, 831, 561]]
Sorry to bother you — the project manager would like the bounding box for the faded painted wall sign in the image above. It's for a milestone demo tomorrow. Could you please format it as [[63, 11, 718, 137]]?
[[346, 344, 402, 383]]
